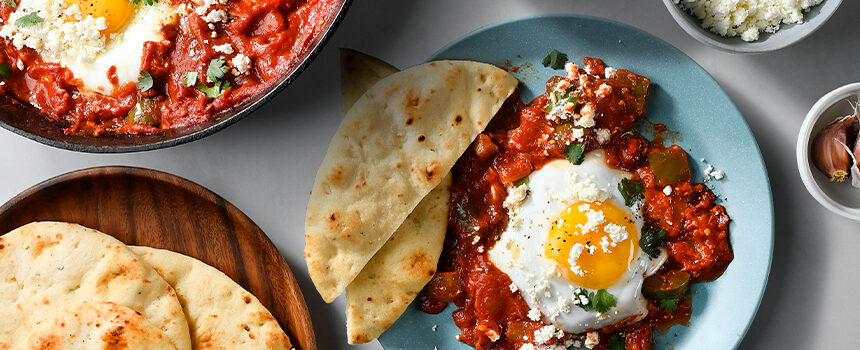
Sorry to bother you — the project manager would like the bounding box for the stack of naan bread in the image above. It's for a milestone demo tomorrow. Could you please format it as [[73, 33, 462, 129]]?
[[0, 221, 292, 350], [303, 50, 518, 343]]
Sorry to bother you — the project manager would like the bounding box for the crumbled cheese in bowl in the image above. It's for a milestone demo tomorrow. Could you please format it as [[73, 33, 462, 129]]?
[[673, 0, 825, 42]]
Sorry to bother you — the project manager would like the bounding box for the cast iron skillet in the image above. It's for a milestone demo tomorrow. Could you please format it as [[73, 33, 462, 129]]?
[[0, 0, 351, 153]]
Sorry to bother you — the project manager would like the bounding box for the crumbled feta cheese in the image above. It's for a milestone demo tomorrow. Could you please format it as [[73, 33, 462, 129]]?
[[527, 307, 542, 321], [519, 344, 538, 350], [533, 325, 557, 345], [663, 185, 673, 195], [576, 103, 596, 128], [472, 235, 480, 245], [231, 54, 251, 75], [203, 9, 227, 23], [604, 223, 628, 243], [604, 66, 617, 78], [564, 62, 579, 80], [0, 0, 109, 63], [503, 183, 529, 214], [509, 283, 519, 293], [584, 331, 599, 349], [213, 43, 233, 54], [596, 83, 612, 97], [595, 128, 610, 144], [487, 329, 500, 342], [674, 0, 825, 42]]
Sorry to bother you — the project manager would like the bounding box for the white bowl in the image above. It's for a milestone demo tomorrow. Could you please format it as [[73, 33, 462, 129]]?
[[662, 0, 842, 54], [797, 83, 860, 222]]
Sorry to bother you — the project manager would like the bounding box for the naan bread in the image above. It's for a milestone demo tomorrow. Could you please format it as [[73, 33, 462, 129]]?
[[340, 48, 399, 114], [130, 246, 292, 350], [0, 222, 191, 350], [19, 301, 177, 349], [305, 60, 517, 302], [345, 174, 451, 344], [339, 51, 452, 343]]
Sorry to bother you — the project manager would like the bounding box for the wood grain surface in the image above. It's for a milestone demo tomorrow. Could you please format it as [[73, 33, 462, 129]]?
[[0, 166, 316, 350]]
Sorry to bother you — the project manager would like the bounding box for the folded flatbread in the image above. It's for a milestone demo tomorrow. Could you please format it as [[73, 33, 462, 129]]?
[[305, 60, 517, 303], [338, 50, 452, 343], [0, 222, 191, 350], [130, 246, 292, 350]]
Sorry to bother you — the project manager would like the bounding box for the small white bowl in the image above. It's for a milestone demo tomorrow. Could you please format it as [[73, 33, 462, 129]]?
[[662, 0, 842, 54], [797, 83, 860, 222]]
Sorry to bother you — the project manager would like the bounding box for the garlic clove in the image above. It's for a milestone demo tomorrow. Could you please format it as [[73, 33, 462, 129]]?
[[811, 115, 857, 182]]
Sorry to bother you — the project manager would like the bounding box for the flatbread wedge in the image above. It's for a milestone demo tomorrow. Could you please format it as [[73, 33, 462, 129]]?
[[340, 48, 399, 114], [339, 50, 452, 343], [0, 222, 192, 350], [345, 174, 451, 344], [305, 60, 517, 302], [130, 246, 292, 350]]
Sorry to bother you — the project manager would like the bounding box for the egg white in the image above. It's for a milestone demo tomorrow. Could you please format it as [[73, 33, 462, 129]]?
[[489, 151, 667, 334]]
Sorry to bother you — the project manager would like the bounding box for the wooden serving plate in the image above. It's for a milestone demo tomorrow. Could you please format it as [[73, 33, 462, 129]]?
[[0, 166, 316, 350]]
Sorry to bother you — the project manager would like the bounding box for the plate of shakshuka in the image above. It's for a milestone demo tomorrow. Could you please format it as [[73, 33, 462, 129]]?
[[0, 0, 344, 138], [302, 15, 773, 350]]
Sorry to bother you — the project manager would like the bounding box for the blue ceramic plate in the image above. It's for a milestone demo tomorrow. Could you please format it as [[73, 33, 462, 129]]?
[[379, 14, 773, 350]]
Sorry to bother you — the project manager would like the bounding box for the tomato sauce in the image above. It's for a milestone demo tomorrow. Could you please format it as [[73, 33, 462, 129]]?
[[421, 58, 733, 349], [0, 0, 338, 134]]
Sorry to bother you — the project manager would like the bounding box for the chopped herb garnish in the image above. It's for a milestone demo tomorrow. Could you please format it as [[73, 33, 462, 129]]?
[[660, 297, 679, 313], [608, 334, 626, 350], [587, 289, 616, 313], [4, 0, 17, 9], [182, 71, 197, 87], [196, 80, 231, 98], [565, 142, 585, 165], [206, 58, 227, 82], [617, 178, 644, 206], [197, 58, 231, 97], [129, 0, 158, 5], [513, 176, 530, 188], [640, 225, 667, 259], [137, 71, 153, 91], [576, 288, 617, 314], [541, 49, 568, 70], [15, 12, 43, 27], [0, 63, 11, 78]]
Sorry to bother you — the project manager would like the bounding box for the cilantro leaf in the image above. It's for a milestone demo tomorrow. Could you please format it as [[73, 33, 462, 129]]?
[[576, 288, 617, 314], [660, 297, 679, 313], [15, 12, 43, 27], [608, 334, 626, 350], [4, 0, 17, 9], [137, 71, 153, 91], [640, 225, 667, 259], [196, 80, 230, 98], [206, 58, 227, 83], [565, 142, 585, 165], [541, 49, 568, 70], [590, 289, 617, 313], [617, 178, 644, 206], [182, 71, 197, 87], [0, 63, 10, 78]]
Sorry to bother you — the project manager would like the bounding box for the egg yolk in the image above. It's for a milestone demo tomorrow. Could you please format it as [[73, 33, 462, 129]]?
[[544, 201, 638, 290], [67, 0, 135, 34]]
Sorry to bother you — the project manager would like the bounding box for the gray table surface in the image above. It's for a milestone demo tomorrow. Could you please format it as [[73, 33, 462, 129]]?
[[1, 0, 858, 349]]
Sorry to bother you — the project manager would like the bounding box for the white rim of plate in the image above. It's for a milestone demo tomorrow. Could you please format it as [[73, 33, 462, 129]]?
[[796, 82, 860, 221]]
